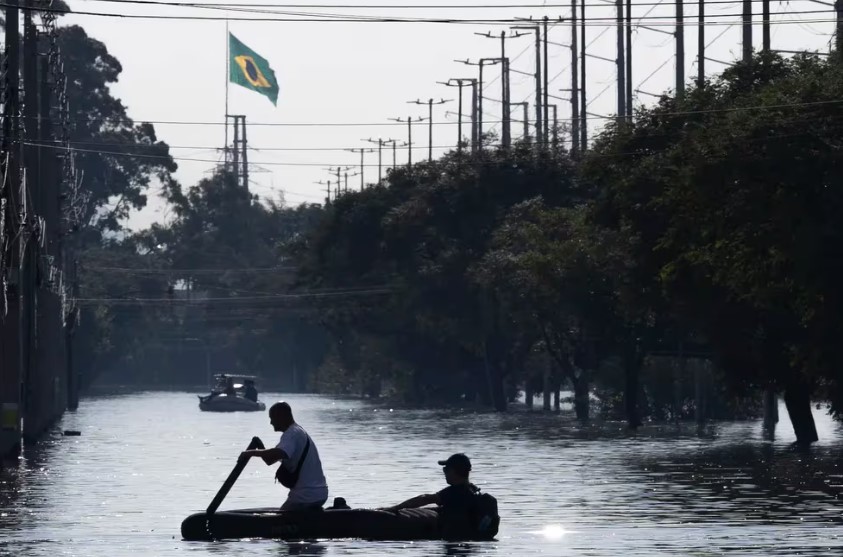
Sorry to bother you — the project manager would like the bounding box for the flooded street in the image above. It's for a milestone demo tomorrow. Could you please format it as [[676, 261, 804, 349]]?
[[1, 392, 842, 556]]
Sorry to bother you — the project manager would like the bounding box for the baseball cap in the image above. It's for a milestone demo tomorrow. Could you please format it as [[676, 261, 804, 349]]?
[[437, 453, 472, 474]]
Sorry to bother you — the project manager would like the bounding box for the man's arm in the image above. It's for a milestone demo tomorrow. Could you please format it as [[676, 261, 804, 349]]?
[[384, 493, 440, 512], [240, 448, 289, 466]]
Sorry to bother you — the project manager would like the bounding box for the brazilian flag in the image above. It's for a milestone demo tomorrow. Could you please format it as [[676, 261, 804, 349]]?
[[229, 33, 279, 106]]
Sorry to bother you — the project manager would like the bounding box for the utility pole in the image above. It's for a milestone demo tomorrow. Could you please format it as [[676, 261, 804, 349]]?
[[580, 0, 588, 150], [743, 0, 753, 62], [477, 31, 529, 147], [231, 115, 240, 183], [315, 180, 330, 203], [1, 0, 22, 453], [762, 0, 771, 52], [383, 139, 406, 172], [617, 0, 626, 121], [456, 58, 500, 148], [408, 98, 451, 161], [626, 0, 633, 118], [439, 79, 477, 152], [698, 0, 705, 88], [543, 17, 550, 143], [389, 116, 427, 167], [329, 166, 352, 195], [571, 0, 580, 152], [677, 0, 685, 97], [346, 147, 372, 189], [837, 0, 843, 55], [20, 1, 38, 443], [511, 24, 543, 146], [241, 116, 248, 191], [364, 138, 388, 183], [547, 104, 559, 150], [511, 101, 530, 141]]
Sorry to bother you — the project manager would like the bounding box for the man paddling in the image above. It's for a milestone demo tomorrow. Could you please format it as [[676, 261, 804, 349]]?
[[239, 402, 329, 510]]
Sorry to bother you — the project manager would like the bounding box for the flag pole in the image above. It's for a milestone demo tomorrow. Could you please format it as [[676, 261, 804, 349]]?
[[224, 20, 230, 170]]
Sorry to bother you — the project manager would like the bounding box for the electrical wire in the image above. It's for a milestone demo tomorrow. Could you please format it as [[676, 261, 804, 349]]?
[[11, 2, 835, 26]]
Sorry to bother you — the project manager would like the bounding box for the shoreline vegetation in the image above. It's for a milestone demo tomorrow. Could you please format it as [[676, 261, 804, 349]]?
[[62, 10, 843, 446]]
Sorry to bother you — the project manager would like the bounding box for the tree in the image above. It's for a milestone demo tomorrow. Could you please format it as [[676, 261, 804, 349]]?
[[583, 53, 843, 443]]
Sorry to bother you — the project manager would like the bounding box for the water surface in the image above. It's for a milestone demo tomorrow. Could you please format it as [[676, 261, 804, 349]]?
[[1, 392, 842, 556]]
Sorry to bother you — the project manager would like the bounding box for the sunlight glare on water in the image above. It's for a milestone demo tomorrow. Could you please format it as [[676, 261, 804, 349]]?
[[1, 391, 842, 556]]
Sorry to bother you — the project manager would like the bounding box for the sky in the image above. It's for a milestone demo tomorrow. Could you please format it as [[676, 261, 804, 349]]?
[[59, 0, 838, 231]]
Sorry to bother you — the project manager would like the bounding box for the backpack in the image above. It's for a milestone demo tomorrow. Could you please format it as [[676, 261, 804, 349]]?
[[472, 492, 500, 539]]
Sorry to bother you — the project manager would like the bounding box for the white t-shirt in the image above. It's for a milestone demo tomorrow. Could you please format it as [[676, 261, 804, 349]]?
[[276, 423, 329, 504]]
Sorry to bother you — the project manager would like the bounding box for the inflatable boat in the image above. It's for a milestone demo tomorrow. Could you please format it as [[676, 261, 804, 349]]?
[[181, 506, 498, 541]]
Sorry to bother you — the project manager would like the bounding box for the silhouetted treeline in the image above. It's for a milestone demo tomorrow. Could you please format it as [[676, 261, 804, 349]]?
[[71, 31, 843, 445]]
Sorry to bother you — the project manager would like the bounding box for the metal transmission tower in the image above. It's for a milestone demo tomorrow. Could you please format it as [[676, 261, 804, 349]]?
[[455, 58, 500, 148], [226, 114, 249, 191], [408, 98, 451, 161], [438, 79, 477, 153], [388, 116, 428, 168], [346, 147, 373, 189], [476, 30, 530, 148]]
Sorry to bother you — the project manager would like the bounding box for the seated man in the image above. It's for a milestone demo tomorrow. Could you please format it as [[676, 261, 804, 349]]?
[[223, 377, 236, 396], [385, 453, 479, 538], [243, 380, 258, 402]]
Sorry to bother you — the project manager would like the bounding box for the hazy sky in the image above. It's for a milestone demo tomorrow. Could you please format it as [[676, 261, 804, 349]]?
[[61, 0, 837, 230]]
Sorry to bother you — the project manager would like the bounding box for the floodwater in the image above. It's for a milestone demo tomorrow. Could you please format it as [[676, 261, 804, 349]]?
[[1, 391, 842, 556]]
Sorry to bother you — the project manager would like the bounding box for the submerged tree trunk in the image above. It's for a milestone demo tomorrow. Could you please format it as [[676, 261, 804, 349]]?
[[783, 381, 818, 445], [624, 349, 644, 430], [483, 339, 508, 412], [573, 375, 590, 422], [553, 379, 561, 412], [762, 389, 779, 430], [525, 380, 534, 410]]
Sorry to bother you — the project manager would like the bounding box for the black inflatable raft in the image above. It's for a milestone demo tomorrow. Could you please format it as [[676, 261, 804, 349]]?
[[182, 507, 449, 541]]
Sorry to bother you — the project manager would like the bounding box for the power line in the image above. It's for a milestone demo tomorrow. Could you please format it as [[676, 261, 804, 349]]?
[[75, 287, 396, 305], [8, 2, 837, 25], [27, 139, 471, 151], [71, 0, 832, 8], [81, 265, 297, 273], [16, 96, 843, 134]]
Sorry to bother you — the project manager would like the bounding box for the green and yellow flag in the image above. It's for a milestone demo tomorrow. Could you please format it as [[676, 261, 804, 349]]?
[[229, 33, 279, 106]]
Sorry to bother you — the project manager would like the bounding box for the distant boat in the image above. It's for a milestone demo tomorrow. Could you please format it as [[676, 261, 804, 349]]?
[[198, 374, 266, 412]]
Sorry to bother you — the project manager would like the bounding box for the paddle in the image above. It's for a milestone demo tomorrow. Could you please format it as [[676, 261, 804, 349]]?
[[206, 436, 265, 515]]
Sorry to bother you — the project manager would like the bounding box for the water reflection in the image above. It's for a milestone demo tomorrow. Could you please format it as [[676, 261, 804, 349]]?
[[0, 392, 842, 557], [442, 541, 478, 556], [283, 541, 327, 556]]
